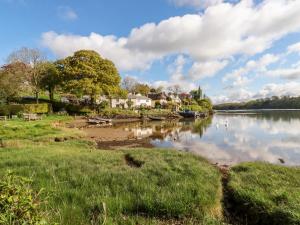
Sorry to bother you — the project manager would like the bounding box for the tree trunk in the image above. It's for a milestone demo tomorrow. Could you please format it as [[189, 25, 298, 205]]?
[[35, 92, 39, 104], [49, 87, 54, 102]]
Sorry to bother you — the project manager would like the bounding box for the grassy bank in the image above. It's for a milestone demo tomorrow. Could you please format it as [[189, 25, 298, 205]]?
[[0, 116, 223, 224], [227, 162, 300, 225]]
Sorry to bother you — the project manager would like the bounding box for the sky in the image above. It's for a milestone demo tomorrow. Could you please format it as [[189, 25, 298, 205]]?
[[1, 0, 300, 103]]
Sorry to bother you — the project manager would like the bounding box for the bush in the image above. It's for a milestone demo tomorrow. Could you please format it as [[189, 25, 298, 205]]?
[[181, 104, 203, 112], [23, 104, 50, 114], [0, 104, 50, 116], [0, 171, 47, 225], [65, 105, 93, 115], [98, 108, 139, 118]]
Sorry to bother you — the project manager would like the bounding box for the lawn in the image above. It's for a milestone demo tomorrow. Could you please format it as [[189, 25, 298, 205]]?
[[227, 162, 300, 225], [0, 116, 224, 225]]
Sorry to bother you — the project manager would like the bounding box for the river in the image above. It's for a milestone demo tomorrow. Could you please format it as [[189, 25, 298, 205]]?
[[111, 110, 300, 166]]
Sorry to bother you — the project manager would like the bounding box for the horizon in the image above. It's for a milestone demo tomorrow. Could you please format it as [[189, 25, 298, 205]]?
[[1, 0, 300, 104]]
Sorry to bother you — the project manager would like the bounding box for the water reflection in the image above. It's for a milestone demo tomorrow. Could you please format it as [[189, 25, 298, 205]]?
[[115, 111, 300, 166]]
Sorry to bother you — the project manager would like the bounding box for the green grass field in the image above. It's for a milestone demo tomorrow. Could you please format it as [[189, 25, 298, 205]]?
[[0, 116, 224, 225], [227, 162, 300, 225]]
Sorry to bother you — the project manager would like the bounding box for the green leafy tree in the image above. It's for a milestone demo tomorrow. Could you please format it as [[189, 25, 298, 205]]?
[[0, 62, 29, 103], [56, 50, 121, 104], [38, 62, 61, 102], [133, 83, 151, 96]]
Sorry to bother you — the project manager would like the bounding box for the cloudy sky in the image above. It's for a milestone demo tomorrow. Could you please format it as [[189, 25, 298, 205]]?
[[1, 0, 300, 103]]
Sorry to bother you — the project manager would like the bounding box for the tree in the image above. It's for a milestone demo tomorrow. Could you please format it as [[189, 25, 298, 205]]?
[[56, 50, 122, 104], [38, 62, 61, 102], [190, 86, 203, 101], [0, 62, 29, 103], [167, 84, 182, 96], [7, 47, 46, 103], [133, 83, 151, 96], [122, 76, 137, 93]]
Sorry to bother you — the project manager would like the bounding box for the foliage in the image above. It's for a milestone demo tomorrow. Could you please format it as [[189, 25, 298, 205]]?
[[190, 86, 203, 101], [0, 171, 47, 225], [38, 62, 61, 102], [98, 100, 109, 110], [0, 104, 50, 116], [214, 96, 300, 110], [98, 108, 139, 118], [56, 50, 121, 103], [7, 47, 46, 104], [0, 62, 29, 103], [133, 83, 151, 96], [228, 162, 300, 225], [198, 98, 213, 111], [181, 104, 203, 112]]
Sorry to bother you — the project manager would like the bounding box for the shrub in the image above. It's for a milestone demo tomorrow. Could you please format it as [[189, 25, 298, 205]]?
[[181, 104, 203, 112], [0, 171, 47, 225], [65, 105, 93, 115], [0, 104, 50, 116], [23, 104, 50, 114]]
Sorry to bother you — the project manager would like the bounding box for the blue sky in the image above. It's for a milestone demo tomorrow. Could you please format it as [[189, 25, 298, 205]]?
[[1, 0, 300, 103]]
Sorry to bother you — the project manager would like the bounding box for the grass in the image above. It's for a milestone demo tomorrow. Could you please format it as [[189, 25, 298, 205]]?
[[227, 162, 300, 225], [0, 116, 224, 225]]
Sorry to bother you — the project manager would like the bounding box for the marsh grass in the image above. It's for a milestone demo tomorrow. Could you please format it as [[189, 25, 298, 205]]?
[[227, 162, 300, 225], [0, 116, 224, 224]]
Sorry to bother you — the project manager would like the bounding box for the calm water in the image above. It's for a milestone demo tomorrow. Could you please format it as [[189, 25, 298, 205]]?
[[117, 110, 300, 166]]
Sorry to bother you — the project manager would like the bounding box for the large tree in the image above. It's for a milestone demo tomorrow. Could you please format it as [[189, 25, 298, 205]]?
[[56, 50, 122, 104], [7, 47, 46, 103], [133, 83, 151, 96], [38, 62, 61, 102], [122, 76, 137, 93], [0, 62, 29, 103]]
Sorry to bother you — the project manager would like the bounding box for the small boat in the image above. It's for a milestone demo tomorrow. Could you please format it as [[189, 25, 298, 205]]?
[[148, 116, 166, 121]]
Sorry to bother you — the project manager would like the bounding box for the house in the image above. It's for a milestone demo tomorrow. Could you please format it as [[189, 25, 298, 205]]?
[[110, 98, 128, 109], [100, 94, 152, 109], [168, 93, 182, 105], [148, 92, 168, 107], [179, 93, 192, 101], [128, 94, 152, 108]]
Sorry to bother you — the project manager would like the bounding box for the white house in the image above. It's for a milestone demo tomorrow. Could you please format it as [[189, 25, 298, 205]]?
[[99, 94, 152, 109], [128, 94, 152, 108], [110, 98, 128, 108]]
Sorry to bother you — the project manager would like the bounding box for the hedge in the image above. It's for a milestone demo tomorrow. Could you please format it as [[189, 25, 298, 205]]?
[[0, 104, 50, 116]]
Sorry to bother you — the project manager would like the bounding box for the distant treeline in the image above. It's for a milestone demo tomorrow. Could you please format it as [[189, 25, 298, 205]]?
[[214, 96, 300, 110]]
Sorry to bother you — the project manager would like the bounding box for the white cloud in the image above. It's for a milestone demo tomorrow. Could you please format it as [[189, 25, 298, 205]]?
[[43, 0, 300, 73], [223, 53, 280, 87], [255, 82, 300, 99], [288, 42, 300, 55], [266, 66, 300, 80], [213, 81, 300, 104], [169, 0, 223, 9], [41, 31, 159, 71], [153, 55, 198, 92], [189, 60, 228, 80], [57, 6, 78, 21], [42, 0, 300, 103]]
